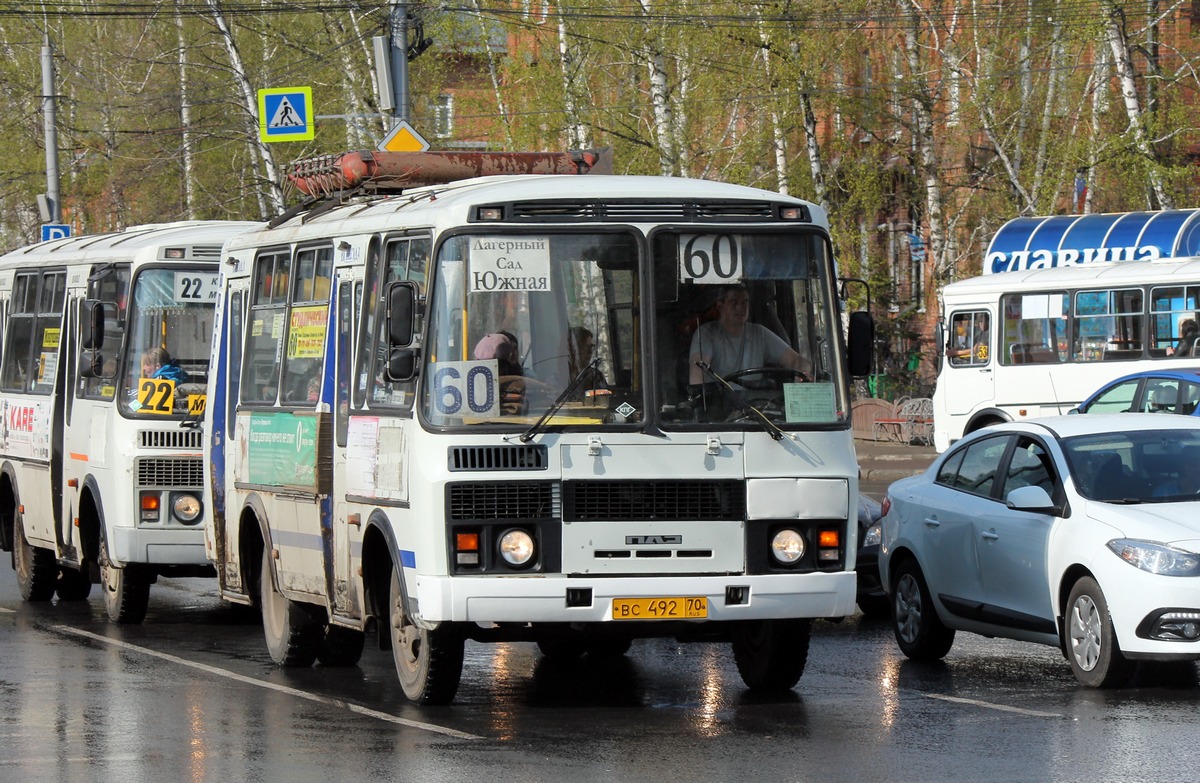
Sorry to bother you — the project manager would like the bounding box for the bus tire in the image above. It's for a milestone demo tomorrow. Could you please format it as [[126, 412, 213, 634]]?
[[731, 618, 811, 692], [390, 567, 463, 705], [259, 548, 320, 667], [317, 625, 366, 667], [101, 537, 150, 625], [14, 522, 56, 602], [55, 567, 93, 601]]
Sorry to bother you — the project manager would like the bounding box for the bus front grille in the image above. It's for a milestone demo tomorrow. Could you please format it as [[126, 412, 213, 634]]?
[[564, 480, 746, 522], [137, 458, 204, 488], [139, 429, 203, 450], [447, 482, 558, 520], [448, 445, 547, 471]]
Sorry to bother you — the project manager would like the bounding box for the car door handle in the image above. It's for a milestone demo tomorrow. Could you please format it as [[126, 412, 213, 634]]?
[[923, 517, 940, 528], [981, 530, 999, 541]]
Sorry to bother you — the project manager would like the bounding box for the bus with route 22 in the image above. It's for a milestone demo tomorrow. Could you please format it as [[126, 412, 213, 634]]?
[[203, 149, 874, 704], [0, 221, 258, 623], [933, 208, 1200, 451]]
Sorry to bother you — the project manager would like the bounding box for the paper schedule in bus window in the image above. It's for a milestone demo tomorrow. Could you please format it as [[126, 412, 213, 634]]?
[[784, 382, 837, 423]]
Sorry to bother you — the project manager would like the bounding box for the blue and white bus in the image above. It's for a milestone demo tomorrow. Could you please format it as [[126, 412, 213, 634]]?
[[203, 151, 874, 704], [933, 209, 1200, 451]]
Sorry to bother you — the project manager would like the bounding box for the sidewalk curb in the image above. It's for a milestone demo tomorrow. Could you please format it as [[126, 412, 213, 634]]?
[[859, 467, 927, 482]]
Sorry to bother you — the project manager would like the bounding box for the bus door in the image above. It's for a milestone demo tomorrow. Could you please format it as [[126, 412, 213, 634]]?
[[330, 266, 360, 618], [944, 307, 994, 416], [238, 246, 331, 597]]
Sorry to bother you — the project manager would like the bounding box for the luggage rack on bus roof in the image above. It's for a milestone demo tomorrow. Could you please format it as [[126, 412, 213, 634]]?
[[274, 148, 612, 228]]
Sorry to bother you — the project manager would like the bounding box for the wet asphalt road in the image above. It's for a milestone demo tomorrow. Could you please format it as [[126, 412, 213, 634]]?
[[4, 560, 1200, 783]]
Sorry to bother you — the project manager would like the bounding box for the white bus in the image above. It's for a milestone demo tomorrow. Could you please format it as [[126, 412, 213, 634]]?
[[0, 221, 258, 623], [933, 209, 1200, 451], [204, 150, 874, 704]]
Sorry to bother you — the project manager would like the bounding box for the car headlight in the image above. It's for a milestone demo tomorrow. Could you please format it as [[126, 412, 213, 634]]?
[[1107, 539, 1200, 576], [498, 528, 536, 567], [862, 523, 882, 548], [171, 493, 202, 524]]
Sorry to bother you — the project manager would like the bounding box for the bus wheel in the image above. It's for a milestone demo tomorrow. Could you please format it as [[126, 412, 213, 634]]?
[[259, 549, 319, 667], [731, 618, 811, 692], [317, 625, 366, 667], [389, 568, 463, 704], [14, 523, 57, 602], [55, 567, 93, 601], [100, 537, 150, 624]]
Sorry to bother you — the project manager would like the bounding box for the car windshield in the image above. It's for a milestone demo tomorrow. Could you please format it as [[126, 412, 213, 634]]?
[[1063, 429, 1200, 503]]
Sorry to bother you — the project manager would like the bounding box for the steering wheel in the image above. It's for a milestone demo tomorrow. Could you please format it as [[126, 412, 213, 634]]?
[[723, 366, 811, 387]]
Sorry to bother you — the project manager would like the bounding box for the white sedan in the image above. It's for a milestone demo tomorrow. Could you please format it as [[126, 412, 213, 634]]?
[[879, 414, 1200, 687]]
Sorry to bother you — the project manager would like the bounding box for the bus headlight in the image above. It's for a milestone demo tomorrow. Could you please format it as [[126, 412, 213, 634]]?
[[171, 493, 202, 525], [498, 529, 535, 567], [770, 529, 806, 564]]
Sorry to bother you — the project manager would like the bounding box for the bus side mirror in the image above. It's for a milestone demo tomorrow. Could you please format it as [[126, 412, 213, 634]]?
[[847, 311, 874, 377], [81, 299, 110, 350], [386, 348, 417, 382], [386, 281, 417, 348], [78, 349, 102, 379]]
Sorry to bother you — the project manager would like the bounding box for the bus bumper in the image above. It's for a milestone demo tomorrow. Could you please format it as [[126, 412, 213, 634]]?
[[110, 526, 209, 566], [411, 571, 857, 624]]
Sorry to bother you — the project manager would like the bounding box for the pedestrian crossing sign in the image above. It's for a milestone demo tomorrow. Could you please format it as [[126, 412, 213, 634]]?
[[258, 87, 314, 142]]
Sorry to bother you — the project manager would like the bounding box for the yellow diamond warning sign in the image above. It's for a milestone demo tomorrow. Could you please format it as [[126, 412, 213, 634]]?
[[378, 120, 430, 153]]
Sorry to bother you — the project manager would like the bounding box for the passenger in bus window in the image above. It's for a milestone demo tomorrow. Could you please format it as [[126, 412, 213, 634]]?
[[948, 312, 989, 364], [1167, 318, 1198, 356], [141, 348, 188, 383], [687, 284, 811, 385]]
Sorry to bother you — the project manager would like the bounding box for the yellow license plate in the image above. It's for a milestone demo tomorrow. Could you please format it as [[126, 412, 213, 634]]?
[[612, 596, 708, 620]]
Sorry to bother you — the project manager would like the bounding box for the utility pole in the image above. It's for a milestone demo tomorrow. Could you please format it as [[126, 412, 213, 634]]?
[[389, 0, 410, 123], [41, 35, 61, 224]]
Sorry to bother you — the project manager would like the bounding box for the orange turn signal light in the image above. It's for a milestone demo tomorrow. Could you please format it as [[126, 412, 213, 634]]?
[[818, 530, 840, 547]]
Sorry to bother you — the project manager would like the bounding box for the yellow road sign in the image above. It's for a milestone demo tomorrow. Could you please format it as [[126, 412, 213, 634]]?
[[379, 120, 430, 152]]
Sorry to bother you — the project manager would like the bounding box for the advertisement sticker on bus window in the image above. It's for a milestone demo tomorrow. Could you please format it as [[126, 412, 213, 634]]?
[[173, 272, 220, 303], [431, 360, 500, 418], [468, 237, 551, 293], [783, 382, 838, 423], [37, 353, 58, 387], [42, 328, 60, 349], [287, 305, 328, 358], [679, 234, 744, 285], [272, 313, 285, 339]]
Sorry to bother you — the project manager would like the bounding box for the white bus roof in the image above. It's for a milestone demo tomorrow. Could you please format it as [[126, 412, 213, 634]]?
[[0, 220, 261, 266], [943, 256, 1200, 299], [224, 174, 827, 251]]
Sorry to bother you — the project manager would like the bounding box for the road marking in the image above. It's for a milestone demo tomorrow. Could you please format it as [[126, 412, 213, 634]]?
[[923, 692, 1064, 718], [0, 607, 14, 614], [52, 626, 481, 740]]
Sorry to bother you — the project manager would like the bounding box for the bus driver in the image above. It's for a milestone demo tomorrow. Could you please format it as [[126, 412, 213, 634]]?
[[688, 285, 811, 385]]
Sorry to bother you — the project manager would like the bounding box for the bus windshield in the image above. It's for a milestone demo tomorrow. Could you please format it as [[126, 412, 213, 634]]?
[[422, 232, 639, 427], [121, 267, 216, 417], [420, 227, 846, 429]]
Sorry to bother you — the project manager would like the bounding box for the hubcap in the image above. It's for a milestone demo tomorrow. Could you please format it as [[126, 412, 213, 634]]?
[[1069, 595, 1102, 671], [894, 573, 923, 644]]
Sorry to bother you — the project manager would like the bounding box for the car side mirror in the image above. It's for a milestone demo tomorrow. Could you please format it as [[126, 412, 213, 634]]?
[[1005, 485, 1062, 515]]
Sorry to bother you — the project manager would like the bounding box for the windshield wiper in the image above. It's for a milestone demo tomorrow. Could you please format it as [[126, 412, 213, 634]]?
[[693, 361, 784, 441], [518, 358, 601, 443]]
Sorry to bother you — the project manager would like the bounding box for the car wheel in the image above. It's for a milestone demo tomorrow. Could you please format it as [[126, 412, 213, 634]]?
[[731, 618, 811, 692], [259, 548, 320, 667], [14, 522, 57, 602], [390, 567, 464, 705], [101, 537, 150, 625], [1066, 576, 1134, 688], [891, 559, 955, 660]]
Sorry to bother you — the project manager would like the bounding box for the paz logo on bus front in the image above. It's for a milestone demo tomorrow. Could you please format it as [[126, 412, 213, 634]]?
[[258, 87, 314, 143]]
